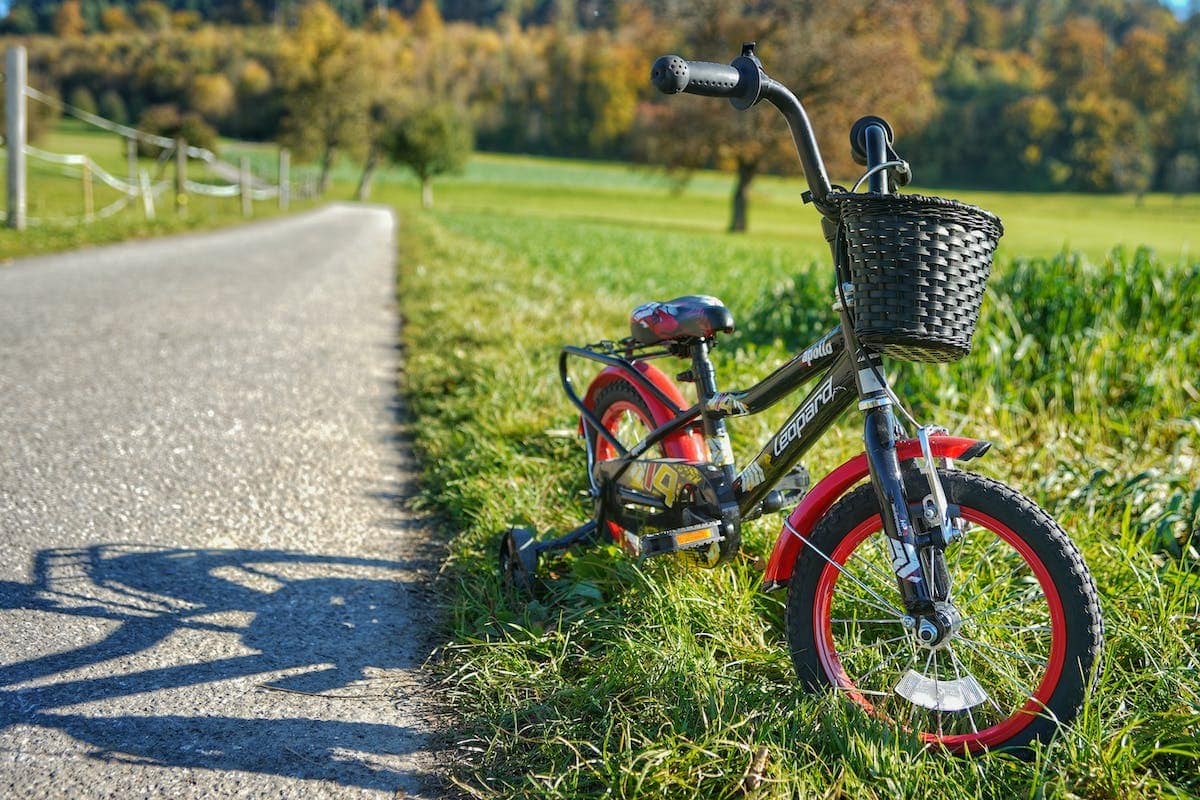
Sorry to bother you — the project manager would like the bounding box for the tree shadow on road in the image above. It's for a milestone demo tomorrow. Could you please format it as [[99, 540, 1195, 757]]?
[[0, 545, 437, 792]]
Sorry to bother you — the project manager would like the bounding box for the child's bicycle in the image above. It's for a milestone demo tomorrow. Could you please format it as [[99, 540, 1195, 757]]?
[[498, 44, 1103, 754]]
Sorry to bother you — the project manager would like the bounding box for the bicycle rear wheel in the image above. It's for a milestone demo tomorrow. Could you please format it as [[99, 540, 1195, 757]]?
[[786, 470, 1102, 753]]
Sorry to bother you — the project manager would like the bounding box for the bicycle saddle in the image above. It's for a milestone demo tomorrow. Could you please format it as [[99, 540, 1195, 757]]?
[[629, 295, 735, 345]]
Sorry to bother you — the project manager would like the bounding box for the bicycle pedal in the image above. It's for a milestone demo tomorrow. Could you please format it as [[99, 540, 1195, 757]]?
[[622, 521, 721, 559]]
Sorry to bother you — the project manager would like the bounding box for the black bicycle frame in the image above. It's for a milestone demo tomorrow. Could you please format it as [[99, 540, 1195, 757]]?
[[561, 314, 936, 611], [562, 325, 853, 517]]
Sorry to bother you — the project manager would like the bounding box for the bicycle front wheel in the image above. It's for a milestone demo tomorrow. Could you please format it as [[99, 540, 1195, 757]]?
[[786, 470, 1103, 754]]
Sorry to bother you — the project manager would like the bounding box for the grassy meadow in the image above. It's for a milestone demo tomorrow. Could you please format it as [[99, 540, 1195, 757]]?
[[0, 120, 313, 260], [377, 156, 1200, 798], [6, 121, 1199, 796]]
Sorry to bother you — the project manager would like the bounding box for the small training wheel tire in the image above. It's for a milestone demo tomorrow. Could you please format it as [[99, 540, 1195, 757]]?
[[499, 527, 538, 595]]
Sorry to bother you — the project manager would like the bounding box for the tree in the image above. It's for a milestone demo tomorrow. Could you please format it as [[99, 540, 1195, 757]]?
[[99, 6, 136, 32], [53, 0, 86, 37], [383, 101, 473, 208], [637, 0, 932, 232], [1065, 92, 1147, 192], [134, 1, 171, 31], [190, 73, 236, 121], [1, 6, 37, 34], [136, 104, 219, 156], [1166, 152, 1199, 201], [66, 86, 97, 115], [352, 35, 403, 201], [1043, 17, 1112, 100], [411, 0, 443, 36], [277, 1, 372, 193], [99, 89, 129, 125]]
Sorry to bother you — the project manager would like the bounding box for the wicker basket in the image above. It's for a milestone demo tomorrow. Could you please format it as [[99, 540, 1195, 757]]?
[[834, 192, 1004, 363]]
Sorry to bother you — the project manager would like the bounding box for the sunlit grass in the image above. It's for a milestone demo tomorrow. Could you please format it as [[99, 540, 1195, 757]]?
[[393, 167, 1199, 797]]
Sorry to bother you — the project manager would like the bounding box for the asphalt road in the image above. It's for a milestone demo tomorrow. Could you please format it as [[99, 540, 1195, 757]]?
[[0, 205, 442, 798]]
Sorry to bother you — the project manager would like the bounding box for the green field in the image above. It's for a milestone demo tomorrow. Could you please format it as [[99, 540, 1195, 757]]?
[[377, 156, 1200, 798], [6, 125, 1200, 797], [362, 151, 1200, 263], [0, 120, 312, 260]]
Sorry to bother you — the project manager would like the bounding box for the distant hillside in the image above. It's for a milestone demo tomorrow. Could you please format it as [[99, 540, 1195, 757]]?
[[1, 0, 1192, 33], [4, 0, 1197, 194]]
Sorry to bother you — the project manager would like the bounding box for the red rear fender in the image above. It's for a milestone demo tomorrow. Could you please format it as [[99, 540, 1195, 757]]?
[[762, 436, 991, 589], [580, 362, 708, 461]]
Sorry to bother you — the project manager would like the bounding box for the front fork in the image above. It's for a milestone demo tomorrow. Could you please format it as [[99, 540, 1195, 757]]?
[[862, 403, 935, 613], [837, 295, 952, 619]]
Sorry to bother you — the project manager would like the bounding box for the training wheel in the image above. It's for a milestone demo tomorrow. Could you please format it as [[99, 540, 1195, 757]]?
[[498, 527, 538, 595]]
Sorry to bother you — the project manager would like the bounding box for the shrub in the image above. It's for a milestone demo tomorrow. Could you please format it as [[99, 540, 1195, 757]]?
[[98, 90, 129, 125], [135, 103, 219, 157], [67, 86, 97, 115]]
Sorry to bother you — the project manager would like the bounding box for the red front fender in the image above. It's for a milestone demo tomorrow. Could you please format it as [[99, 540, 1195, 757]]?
[[762, 435, 991, 589], [580, 362, 708, 461]]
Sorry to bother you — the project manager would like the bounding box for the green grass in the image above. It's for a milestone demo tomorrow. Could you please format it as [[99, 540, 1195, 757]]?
[[363, 152, 1200, 262], [383, 156, 1200, 798], [0, 120, 314, 260]]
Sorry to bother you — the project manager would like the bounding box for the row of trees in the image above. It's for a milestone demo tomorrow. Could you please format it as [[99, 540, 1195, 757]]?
[[4, 0, 1199, 227], [1, 0, 616, 33]]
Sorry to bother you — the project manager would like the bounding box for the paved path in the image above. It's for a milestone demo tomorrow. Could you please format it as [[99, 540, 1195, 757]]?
[[0, 205, 442, 798]]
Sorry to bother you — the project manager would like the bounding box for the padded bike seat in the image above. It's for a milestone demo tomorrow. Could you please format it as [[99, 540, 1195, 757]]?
[[630, 295, 735, 345]]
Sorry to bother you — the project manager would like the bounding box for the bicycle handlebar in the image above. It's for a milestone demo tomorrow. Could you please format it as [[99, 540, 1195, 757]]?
[[650, 56, 748, 100], [650, 44, 835, 213]]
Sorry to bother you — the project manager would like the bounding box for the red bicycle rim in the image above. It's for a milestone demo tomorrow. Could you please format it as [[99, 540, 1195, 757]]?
[[811, 508, 1068, 752]]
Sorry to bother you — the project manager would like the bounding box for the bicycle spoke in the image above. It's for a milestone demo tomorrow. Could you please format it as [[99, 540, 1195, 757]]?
[[787, 520, 905, 616], [959, 557, 1031, 609], [952, 523, 973, 579], [845, 547, 901, 590], [933, 647, 944, 737], [837, 634, 910, 659], [850, 640, 917, 691], [960, 592, 1043, 624], [946, 643, 981, 735], [972, 622, 1050, 634], [953, 637, 1039, 709], [955, 533, 1004, 597], [831, 617, 901, 625], [954, 636, 1046, 668], [834, 685, 891, 697]]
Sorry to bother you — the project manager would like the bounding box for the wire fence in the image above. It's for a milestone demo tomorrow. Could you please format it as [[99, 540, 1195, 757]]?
[[19, 143, 171, 225], [4, 51, 315, 228]]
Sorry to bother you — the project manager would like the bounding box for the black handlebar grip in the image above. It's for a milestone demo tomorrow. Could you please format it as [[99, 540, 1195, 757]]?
[[651, 55, 742, 97]]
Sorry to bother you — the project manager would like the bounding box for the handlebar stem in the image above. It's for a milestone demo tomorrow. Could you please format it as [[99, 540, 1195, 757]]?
[[757, 78, 835, 215], [863, 124, 889, 194]]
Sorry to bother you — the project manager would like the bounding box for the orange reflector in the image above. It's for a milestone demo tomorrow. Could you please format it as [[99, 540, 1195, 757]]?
[[676, 528, 715, 546]]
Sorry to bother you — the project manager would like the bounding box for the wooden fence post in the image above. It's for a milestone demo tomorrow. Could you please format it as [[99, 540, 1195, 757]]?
[[6, 46, 27, 231], [127, 137, 138, 186], [139, 168, 155, 221], [175, 137, 187, 216], [240, 156, 252, 218], [278, 148, 290, 211], [82, 161, 94, 222]]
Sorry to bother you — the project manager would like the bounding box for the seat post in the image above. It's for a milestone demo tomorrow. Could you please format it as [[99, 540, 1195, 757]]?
[[690, 339, 736, 479]]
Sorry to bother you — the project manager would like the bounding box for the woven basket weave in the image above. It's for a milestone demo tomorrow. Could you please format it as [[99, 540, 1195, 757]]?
[[834, 192, 1004, 363]]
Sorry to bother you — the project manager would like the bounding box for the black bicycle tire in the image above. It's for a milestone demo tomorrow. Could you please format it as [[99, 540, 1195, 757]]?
[[786, 470, 1103, 754]]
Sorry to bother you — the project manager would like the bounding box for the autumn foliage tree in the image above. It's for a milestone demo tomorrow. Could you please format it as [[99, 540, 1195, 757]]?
[[4, 0, 1198, 202], [277, 1, 372, 193], [384, 101, 473, 209], [636, 0, 933, 232]]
